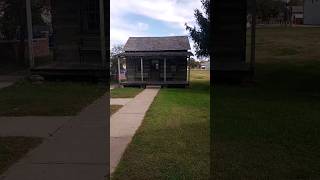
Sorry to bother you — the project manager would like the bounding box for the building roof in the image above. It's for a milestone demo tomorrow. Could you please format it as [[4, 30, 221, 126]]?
[[119, 51, 193, 57], [124, 36, 191, 52]]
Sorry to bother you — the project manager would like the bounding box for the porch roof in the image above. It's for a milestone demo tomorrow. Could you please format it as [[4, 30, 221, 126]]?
[[118, 51, 193, 58], [124, 36, 191, 51]]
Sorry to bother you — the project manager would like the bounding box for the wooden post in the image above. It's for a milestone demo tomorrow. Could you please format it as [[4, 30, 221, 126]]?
[[99, 0, 106, 67], [188, 57, 191, 84], [164, 58, 167, 82], [26, 0, 34, 68], [250, 0, 256, 73], [140, 57, 144, 82], [117, 57, 121, 84]]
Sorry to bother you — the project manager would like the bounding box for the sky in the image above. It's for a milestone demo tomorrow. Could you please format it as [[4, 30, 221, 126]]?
[[110, 0, 203, 56]]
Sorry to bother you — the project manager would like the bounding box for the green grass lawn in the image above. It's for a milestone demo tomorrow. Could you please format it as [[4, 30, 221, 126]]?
[[0, 137, 42, 174], [0, 81, 106, 116], [111, 87, 143, 98], [112, 70, 210, 179], [213, 27, 320, 179], [111, 105, 122, 115]]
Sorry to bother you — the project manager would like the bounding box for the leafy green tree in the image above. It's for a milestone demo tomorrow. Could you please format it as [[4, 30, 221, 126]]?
[[0, 0, 47, 64], [189, 57, 201, 69], [185, 0, 210, 58], [256, 0, 286, 22], [0, 0, 46, 40], [110, 44, 125, 75]]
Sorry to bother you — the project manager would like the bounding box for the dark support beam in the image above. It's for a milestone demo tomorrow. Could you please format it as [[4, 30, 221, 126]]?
[[26, 0, 34, 68], [117, 58, 121, 84], [188, 57, 191, 84], [250, 0, 256, 72], [164, 58, 167, 82], [141, 57, 144, 82]]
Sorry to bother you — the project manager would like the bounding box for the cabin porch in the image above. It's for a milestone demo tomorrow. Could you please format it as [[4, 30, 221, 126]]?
[[119, 56, 191, 87], [25, 0, 108, 81], [30, 62, 108, 81]]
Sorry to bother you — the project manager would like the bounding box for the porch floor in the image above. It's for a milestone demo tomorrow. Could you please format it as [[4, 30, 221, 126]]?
[[121, 81, 189, 86], [31, 62, 107, 81]]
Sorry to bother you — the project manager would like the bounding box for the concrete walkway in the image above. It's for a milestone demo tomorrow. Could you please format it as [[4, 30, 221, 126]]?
[[0, 116, 73, 137], [110, 98, 133, 106], [1, 96, 108, 180], [0, 75, 24, 89], [110, 88, 159, 174]]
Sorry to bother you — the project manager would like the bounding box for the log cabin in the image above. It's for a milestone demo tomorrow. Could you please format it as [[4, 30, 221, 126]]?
[[30, 0, 108, 80], [118, 36, 193, 87]]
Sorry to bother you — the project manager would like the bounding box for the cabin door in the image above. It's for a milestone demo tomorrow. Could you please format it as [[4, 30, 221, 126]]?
[[150, 59, 160, 82]]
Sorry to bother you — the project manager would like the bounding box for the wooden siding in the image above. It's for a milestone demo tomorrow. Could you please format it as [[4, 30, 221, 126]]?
[[212, 0, 247, 63], [51, 0, 81, 63], [51, 0, 108, 64]]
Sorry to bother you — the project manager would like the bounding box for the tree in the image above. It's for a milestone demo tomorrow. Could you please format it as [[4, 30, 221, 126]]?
[[185, 0, 210, 58], [256, 0, 286, 22], [189, 57, 201, 69], [0, 0, 47, 65], [110, 44, 125, 75]]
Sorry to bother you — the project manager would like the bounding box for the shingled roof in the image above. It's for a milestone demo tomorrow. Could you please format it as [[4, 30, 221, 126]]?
[[123, 36, 191, 52]]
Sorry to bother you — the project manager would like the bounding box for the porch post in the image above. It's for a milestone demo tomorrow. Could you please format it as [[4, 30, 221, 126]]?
[[250, 0, 256, 73], [117, 57, 121, 84], [164, 58, 167, 82], [188, 57, 191, 84], [99, 0, 106, 67], [26, 0, 34, 68], [140, 57, 144, 82]]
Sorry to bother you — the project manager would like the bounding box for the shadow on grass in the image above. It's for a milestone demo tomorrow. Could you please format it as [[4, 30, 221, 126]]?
[[213, 61, 320, 179], [0, 80, 106, 116]]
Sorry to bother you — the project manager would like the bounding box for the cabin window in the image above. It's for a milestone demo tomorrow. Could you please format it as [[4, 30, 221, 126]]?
[[151, 60, 159, 70], [171, 65, 176, 72]]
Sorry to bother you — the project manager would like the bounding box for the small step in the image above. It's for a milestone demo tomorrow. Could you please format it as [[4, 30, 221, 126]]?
[[146, 85, 161, 89]]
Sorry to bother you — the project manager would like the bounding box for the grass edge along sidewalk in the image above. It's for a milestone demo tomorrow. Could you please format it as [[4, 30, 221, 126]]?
[[0, 137, 42, 175], [111, 87, 143, 98], [0, 81, 106, 116], [112, 70, 210, 179]]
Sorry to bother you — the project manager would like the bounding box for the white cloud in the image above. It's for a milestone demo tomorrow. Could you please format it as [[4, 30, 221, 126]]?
[[110, 0, 204, 55], [137, 22, 149, 31]]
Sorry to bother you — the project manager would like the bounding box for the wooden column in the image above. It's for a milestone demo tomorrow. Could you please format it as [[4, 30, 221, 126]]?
[[140, 57, 144, 82], [188, 57, 191, 84], [99, 0, 106, 67], [26, 0, 34, 68], [250, 0, 256, 72], [164, 58, 167, 82], [117, 57, 121, 84]]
